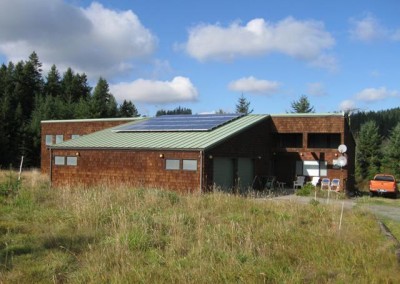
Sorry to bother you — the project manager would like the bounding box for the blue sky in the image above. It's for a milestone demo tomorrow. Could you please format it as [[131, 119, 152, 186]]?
[[1, 0, 399, 116]]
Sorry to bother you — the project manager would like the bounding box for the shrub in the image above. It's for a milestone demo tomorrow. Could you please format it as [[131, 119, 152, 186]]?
[[296, 183, 314, 196]]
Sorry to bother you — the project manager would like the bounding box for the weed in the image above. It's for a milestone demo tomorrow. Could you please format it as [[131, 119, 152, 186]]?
[[1, 170, 400, 283], [296, 183, 313, 196]]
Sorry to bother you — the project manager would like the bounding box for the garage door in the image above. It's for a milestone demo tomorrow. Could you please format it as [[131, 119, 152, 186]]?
[[213, 158, 234, 191], [213, 158, 254, 192], [237, 158, 254, 191]]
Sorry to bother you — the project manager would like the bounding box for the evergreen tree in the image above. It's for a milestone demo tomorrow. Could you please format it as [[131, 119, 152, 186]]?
[[356, 121, 382, 180], [156, 106, 192, 116], [290, 95, 315, 113], [235, 94, 253, 115], [44, 65, 62, 97], [119, 100, 139, 117], [383, 122, 400, 178], [90, 77, 118, 118]]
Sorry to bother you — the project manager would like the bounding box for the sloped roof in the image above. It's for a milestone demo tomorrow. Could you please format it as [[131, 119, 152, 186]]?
[[50, 114, 269, 151]]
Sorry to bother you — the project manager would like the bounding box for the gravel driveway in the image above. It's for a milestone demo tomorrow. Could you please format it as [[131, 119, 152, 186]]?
[[270, 194, 400, 223]]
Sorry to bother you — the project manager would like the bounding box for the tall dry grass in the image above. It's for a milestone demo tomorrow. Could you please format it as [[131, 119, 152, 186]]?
[[0, 170, 399, 283]]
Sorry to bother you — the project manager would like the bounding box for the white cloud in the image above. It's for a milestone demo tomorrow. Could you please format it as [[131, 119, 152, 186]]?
[[228, 76, 280, 95], [307, 82, 327, 97], [356, 87, 399, 102], [0, 0, 157, 78], [339, 100, 356, 111], [184, 17, 335, 69], [349, 14, 386, 42], [110, 76, 198, 104], [349, 14, 400, 42]]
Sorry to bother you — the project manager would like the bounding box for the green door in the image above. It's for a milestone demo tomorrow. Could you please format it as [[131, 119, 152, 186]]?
[[237, 158, 254, 191], [213, 158, 234, 191]]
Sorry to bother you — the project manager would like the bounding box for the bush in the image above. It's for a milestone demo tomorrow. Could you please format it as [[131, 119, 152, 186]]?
[[0, 170, 21, 197], [296, 183, 314, 196]]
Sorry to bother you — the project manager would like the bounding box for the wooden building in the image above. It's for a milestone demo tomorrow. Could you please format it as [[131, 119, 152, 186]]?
[[42, 113, 355, 193]]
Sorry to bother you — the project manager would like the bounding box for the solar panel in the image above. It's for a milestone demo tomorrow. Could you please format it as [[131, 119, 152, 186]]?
[[113, 114, 243, 132]]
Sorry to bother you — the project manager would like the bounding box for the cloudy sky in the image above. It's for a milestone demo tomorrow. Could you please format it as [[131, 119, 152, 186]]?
[[1, 0, 399, 115]]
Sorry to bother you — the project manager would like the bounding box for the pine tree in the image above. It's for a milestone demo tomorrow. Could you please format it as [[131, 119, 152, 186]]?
[[383, 122, 400, 178], [119, 100, 139, 117], [235, 94, 253, 115], [90, 77, 118, 118], [290, 95, 315, 113], [44, 65, 62, 97], [356, 121, 382, 180]]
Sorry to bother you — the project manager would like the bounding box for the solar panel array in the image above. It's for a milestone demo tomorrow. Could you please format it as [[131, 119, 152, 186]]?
[[114, 114, 243, 132]]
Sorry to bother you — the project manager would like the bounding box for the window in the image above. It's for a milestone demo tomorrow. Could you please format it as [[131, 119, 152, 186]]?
[[274, 133, 303, 148], [66, 157, 78, 166], [183, 160, 197, 171], [54, 156, 65, 165], [166, 159, 180, 170], [71, 134, 80, 139], [296, 160, 328, 177], [308, 133, 340, 149], [45, 135, 53, 145], [56, 135, 64, 144]]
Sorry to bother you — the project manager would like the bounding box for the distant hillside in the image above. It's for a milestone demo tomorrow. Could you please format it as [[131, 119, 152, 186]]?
[[349, 107, 400, 138]]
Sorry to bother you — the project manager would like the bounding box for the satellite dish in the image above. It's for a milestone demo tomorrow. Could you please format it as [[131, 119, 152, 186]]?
[[337, 156, 347, 167], [338, 144, 347, 154]]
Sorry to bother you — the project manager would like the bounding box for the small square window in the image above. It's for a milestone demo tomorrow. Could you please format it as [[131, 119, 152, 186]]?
[[67, 157, 78, 166], [45, 135, 53, 146], [183, 160, 197, 171], [54, 156, 65, 165], [71, 134, 80, 140], [166, 159, 180, 170], [56, 135, 64, 144]]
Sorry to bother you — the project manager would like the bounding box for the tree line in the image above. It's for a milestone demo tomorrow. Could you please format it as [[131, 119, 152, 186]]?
[[1, 52, 399, 186], [0, 52, 139, 168]]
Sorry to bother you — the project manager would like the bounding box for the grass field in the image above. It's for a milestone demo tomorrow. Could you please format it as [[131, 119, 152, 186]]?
[[1, 170, 399, 283]]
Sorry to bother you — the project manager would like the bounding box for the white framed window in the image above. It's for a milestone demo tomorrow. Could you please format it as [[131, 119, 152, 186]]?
[[66, 157, 78, 166], [54, 156, 65, 165], [56, 135, 64, 144], [71, 134, 80, 139], [319, 161, 328, 176], [166, 159, 180, 170], [296, 160, 328, 177], [303, 161, 319, 176], [45, 135, 53, 145], [183, 159, 197, 171]]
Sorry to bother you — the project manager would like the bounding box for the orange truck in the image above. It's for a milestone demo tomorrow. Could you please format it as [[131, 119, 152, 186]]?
[[369, 174, 398, 198]]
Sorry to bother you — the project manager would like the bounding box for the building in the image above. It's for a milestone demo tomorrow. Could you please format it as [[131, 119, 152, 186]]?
[[42, 113, 355, 193]]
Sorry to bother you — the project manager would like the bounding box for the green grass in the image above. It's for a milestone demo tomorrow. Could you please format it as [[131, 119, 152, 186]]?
[[0, 170, 399, 283]]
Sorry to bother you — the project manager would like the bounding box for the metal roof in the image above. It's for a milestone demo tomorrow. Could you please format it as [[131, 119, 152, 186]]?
[[50, 114, 269, 151], [41, 117, 142, 124]]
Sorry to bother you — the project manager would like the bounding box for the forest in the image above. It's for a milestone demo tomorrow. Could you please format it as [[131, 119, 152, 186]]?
[[1, 53, 400, 184]]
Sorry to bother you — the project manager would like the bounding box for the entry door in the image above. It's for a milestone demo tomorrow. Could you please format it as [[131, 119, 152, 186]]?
[[237, 158, 254, 191], [213, 158, 234, 191]]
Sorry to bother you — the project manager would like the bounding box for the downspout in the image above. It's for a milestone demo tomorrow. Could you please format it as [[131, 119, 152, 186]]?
[[49, 148, 53, 187], [200, 150, 203, 193]]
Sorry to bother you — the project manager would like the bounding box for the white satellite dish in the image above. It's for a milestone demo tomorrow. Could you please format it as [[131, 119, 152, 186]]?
[[337, 156, 347, 167], [338, 144, 347, 154]]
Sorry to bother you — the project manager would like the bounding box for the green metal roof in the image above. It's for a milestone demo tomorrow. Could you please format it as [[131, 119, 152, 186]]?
[[41, 117, 142, 124], [50, 114, 269, 151]]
